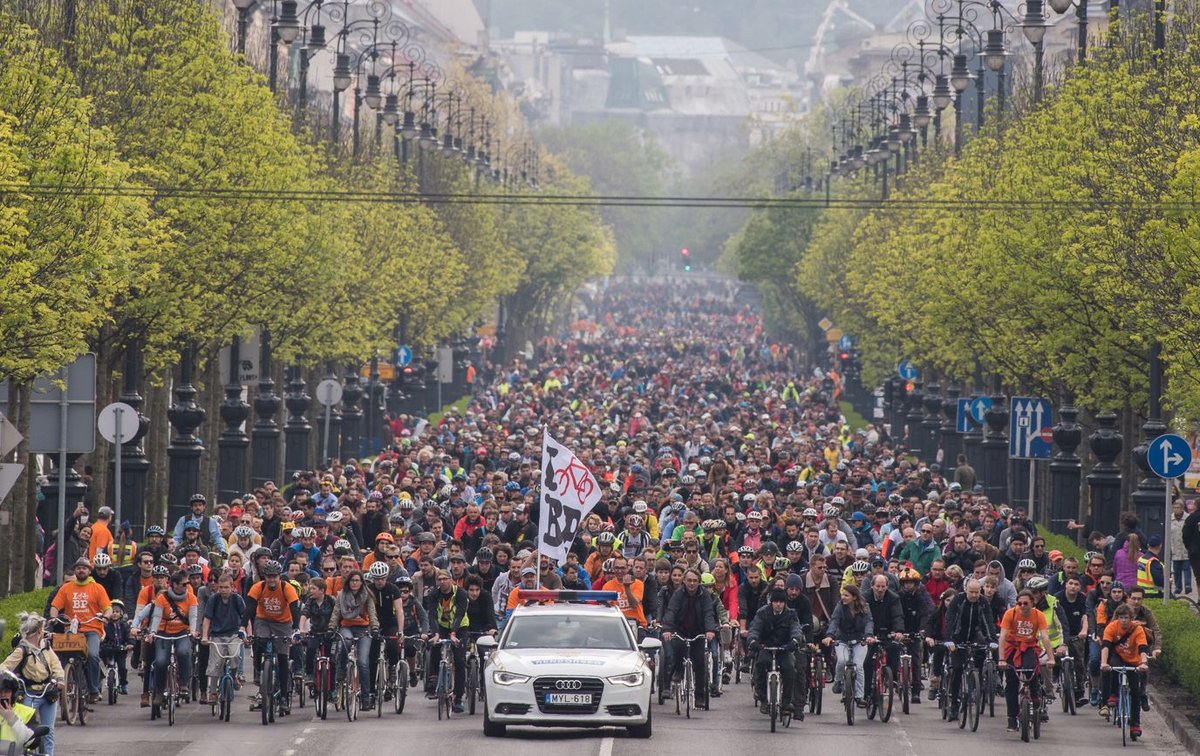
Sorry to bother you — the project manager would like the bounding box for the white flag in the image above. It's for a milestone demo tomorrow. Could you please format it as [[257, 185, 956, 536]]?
[[538, 432, 601, 564]]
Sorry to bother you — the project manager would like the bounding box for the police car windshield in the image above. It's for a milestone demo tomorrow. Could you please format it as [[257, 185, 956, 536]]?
[[502, 614, 634, 651]]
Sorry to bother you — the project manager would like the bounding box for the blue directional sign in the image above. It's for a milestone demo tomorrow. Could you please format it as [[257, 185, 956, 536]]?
[[1148, 433, 1192, 479], [896, 359, 917, 381], [394, 345, 413, 367], [1009, 396, 1053, 460], [968, 396, 992, 425], [955, 398, 973, 433], [838, 335, 853, 351]]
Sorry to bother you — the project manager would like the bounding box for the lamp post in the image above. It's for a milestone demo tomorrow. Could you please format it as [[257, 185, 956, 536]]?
[[115, 338, 151, 536], [268, 0, 302, 94], [1047, 0, 1089, 65], [167, 345, 206, 527], [231, 0, 257, 55], [217, 335, 250, 504], [250, 332, 281, 488], [283, 365, 312, 476]]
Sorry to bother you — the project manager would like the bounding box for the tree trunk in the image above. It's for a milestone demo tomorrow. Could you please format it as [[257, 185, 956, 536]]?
[[16, 382, 36, 591]]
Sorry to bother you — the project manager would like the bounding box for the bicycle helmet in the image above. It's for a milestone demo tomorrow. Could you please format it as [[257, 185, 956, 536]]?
[[887, 493, 903, 504], [700, 573, 716, 586], [802, 508, 818, 518], [785, 540, 804, 553], [298, 527, 316, 539], [151, 565, 171, 577], [159, 553, 179, 566], [388, 511, 406, 525], [596, 532, 616, 546], [0, 670, 24, 697], [396, 576, 414, 590], [737, 546, 756, 559], [261, 560, 283, 576], [627, 514, 643, 527], [92, 552, 112, 568], [183, 519, 201, 531], [367, 562, 391, 579], [602, 558, 615, 573], [1016, 558, 1037, 572], [475, 547, 494, 563], [851, 560, 870, 574], [186, 564, 204, 576], [898, 568, 922, 583], [1109, 581, 1126, 593], [110, 599, 125, 610], [1025, 576, 1049, 592], [333, 539, 353, 555], [760, 541, 780, 557], [233, 525, 255, 539], [147, 525, 166, 537], [253, 547, 273, 561], [773, 556, 791, 570]]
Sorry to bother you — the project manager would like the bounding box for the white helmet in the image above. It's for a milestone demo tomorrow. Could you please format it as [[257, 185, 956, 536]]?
[[92, 552, 112, 568], [367, 562, 391, 579]]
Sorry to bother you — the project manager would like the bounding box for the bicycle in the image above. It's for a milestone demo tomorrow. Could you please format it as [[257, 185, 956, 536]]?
[[981, 644, 999, 718], [256, 634, 292, 726], [897, 632, 924, 715], [290, 641, 306, 710], [374, 634, 403, 719], [1058, 647, 1077, 716], [206, 635, 243, 723], [1106, 665, 1140, 746], [835, 639, 863, 727], [149, 633, 189, 726], [332, 632, 361, 722], [866, 639, 894, 723], [101, 647, 120, 706], [465, 633, 490, 716], [305, 633, 335, 721], [49, 616, 100, 727], [807, 644, 824, 715], [759, 646, 793, 732], [434, 638, 455, 721], [671, 635, 706, 719], [1009, 665, 1042, 743], [731, 630, 745, 685], [393, 634, 425, 715], [955, 642, 991, 733]]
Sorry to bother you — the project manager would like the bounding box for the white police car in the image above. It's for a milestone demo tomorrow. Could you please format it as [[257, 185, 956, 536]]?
[[477, 590, 660, 738]]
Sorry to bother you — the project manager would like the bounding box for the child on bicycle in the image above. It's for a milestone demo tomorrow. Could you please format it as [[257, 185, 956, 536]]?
[[201, 573, 246, 705], [99, 599, 134, 694]]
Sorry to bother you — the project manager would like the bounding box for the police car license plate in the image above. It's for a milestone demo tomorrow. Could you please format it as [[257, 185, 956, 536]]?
[[546, 693, 592, 705]]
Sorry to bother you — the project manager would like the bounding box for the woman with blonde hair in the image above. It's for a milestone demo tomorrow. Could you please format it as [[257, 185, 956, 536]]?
[[1, 613, 65, 755]]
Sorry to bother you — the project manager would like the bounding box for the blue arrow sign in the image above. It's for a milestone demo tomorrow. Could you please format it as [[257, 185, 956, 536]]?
[[897, 359, 917, 381], [968, 396, 992, 424], [838, 335, 852, 351], [1009, 396, 1053, 460], [1148, 433, 1192, 479], [394, 345, 413, 367], [955, 398, 973, 434]]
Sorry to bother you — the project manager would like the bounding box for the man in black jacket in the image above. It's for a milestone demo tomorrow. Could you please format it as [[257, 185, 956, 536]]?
[[943, 577, 996, 718], [783, 573, 815, 715], [897, 568, 934, 701], [747, 589, 805, 715], [663, 568, 719, 708], [866, 574, 905, 679]]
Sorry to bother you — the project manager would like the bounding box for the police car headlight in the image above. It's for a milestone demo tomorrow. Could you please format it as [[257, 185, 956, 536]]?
[[606, 671, 644, 687], [492, 670, 530, 686]]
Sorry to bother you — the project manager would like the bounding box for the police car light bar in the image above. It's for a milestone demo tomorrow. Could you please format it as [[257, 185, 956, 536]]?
[[516, 590, 620, 604]]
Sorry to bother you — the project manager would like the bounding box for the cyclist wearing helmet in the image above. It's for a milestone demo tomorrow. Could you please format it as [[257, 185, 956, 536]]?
[[90, 552, 122, 609], [172, 493, 226, 556], [1013, 558, 1040, 592], [602, 556, 647, 628], [396, 577, 431, 686], [0, 670, 38, 752], [141, 525, 170, 565], [468, 547, 501, 592], [896, 567, 933, 702], [585, 531, 620, 583], [618, 514, 652, 559], [367, 561, 404, 705], [244, 560, 301, 711], [746, 588, 805, 716], [1027, 575, 1068, 715], [425, 569, 469, 713]]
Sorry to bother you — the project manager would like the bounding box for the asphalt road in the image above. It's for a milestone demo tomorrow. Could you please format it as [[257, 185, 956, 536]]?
[[57, 675, 1193, 756]]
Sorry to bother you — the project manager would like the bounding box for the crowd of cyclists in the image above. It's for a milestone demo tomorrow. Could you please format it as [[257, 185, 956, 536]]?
[[0, 278, 1180, 752]]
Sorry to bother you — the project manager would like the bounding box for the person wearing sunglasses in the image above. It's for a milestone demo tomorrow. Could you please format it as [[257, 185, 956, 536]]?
[[998, 589, 1055, 732]]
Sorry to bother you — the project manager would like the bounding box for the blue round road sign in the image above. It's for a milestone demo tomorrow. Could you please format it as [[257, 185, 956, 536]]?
[[897, 359, 917, 381], [1147, 433, 1192, 479], [395, 345, 413, 367]]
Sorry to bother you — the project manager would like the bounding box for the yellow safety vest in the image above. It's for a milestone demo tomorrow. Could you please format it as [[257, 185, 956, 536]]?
[[1136, 555, 1163, 596], [1041, 594, 1063, 648], [0, 700, 36, 746]]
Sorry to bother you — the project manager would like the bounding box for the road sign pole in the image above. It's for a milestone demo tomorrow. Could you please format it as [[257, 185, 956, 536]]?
[[322, 402, 332, 468], [114, 407, 123, 530], [1164, 480, 1172, 605], [56, 366, 68, 585], [1028, 459, 1036, 526]]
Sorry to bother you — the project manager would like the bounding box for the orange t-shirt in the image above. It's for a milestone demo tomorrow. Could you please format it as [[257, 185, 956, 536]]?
[[51, 580, 112, 634], [1001, 606, 1048, 653], [88, 521, 114, 560], [602, 578, 646, 627], [154, 590, 198, 635], [1102, 621, 1149, 665], [248, 580, 300, 624]]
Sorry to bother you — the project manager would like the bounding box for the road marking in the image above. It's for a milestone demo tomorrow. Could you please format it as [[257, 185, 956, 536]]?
[[304, 727, 314, 734], [294, 737, 305, 745], [284, 751, 295, 756], [599, 735, 614, 756]]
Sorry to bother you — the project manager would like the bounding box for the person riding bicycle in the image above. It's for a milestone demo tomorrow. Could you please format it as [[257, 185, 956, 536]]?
[[1099, 603, 1150, 739], [602, 555, 647, 630], [298, 576, 335, 688], [942, 577, 996, 718], [243, 560, 301, 712], [747, 588, 805, 716], [1026, 575, 1068, 713], [425, 569, 469, 713], [782, 573, 815, 716], [822, 584, 873, 708], [48, 557, 113, 705], [0, 670, 39, 753], [864, 573, 905, 692], [333, 569, 380, 710], [1, 614, 62, 756], [367, 561, 405, 704], [662, 567, 718, 709], [998, 589, 1055, 733], [896, 567, 933, 703], [201, 572, 246, 706], [99, 598, 132, 696], [396, 577, 431, 687], [146, 570, 199, 707]]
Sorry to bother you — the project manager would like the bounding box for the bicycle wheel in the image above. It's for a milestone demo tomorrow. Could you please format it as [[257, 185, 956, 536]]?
[[879, 665, 894, 723], [261, 654, 273, 727], [984, 660, 997, 718], [62, 660, 78, 725], [959, 669, 971, 730], [376, 652, 387, 719], [1020, 692, 1031, 743], [810, 655, 824, 715], [769, 675, 777, 733], [76, 662, 88, 726], [394, 661, 408, 714], [673, 667, 681, 715], [296, 671, 306, 709], [107, 665, 118, 705], [220, 675, 233, 722], [437, 662, 449, 721], [167, 664, 177, 726], [1120, 685, 1129, 747], [467, 655, 479, 715], [315, 659, 328, 720], [967, 669, 980, 732], [1062, 663, 1076, 715], [844, 665, 855, 726], [900, 659, 910, 715], [684, 662, 693, 719], [734, 640, 742, 685], [347, 662, 359, 722]]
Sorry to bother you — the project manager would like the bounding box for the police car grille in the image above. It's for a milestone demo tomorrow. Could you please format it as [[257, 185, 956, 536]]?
[[532, 677, 604, 714]]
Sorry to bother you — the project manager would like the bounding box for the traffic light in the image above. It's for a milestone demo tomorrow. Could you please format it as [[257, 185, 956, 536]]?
[[680, 247, 691, 272]]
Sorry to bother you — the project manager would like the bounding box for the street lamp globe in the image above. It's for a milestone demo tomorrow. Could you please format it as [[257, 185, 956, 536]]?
[[1047, 0, 1073, 13], [275, 0, 301, 44], [981, 29, 1009, 72], [401, 110, 418, 140], [932, 74, 954, 109], [332, 54, 352, 92], [950, 54, 975, 92], [899, 113, 917, 143], [886, 125, 902, 152], [1020, 0, 1050, 44], [913, 94, 933, 128], [364, 74, 382, 109], [441, 133, 455, 155], [231, 0, 257, 9], [382, 94, 399, 125], [307, 24, 327, 50]]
